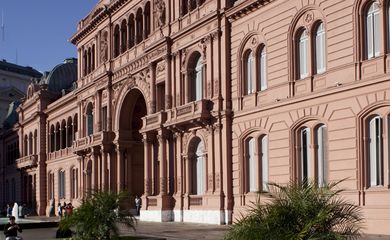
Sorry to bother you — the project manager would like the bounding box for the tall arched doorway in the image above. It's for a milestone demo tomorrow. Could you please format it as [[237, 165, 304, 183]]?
[[118, 89, 147, 198]]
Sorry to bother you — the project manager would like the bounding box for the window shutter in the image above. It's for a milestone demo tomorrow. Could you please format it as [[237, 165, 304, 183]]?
[[374, 10, 380, 57], [367, 13, 373, 59], [260, 49, 267, 91], [248, 138, 256, 192], [261, 136, 269, 191]]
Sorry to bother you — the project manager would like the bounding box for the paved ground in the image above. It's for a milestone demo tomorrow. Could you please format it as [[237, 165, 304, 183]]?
[[0, 217, 389, 240]]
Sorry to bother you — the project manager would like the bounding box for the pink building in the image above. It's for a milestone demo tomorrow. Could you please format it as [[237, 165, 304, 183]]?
[[6, 0, 390, 235]]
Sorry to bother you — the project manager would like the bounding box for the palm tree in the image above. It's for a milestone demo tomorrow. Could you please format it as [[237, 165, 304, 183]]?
[[225, 180, 363, 240], [60, 191, 136, 240]]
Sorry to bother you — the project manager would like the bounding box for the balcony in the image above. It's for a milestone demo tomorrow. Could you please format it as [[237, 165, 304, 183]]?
[[47, 147, 74, 161], [165, 99, 213, 129], [73, 131, 115, 153], [142, 111, 167, 132], [16, 155, 38, 169]]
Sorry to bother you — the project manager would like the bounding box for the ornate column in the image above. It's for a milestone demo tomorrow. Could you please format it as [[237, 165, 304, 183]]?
[[116, 147, 125, 192], [143, 133, 153, 196], [157, 131, 167, 196], [165, 55, 172, 109], [91, 149, 98, 191], [101, 147, 108, 191]]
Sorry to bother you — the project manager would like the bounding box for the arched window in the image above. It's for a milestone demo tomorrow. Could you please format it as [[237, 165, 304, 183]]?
[[5, 180, 9, 202], [314, 22, 326, 74], [67, 117, 73, 148], [316, 125, 327, 187], [48, 172, 53, 200], [188, 53, 203, 102], [86, 104, 94, 136], [113, 25, 120, 57], [121, 20, 127, 54], [28, 132, 33, 156], [56, 123, 60, 151], [366, 1, 380, 59], [258, 47, 267, 91], [87, 48, 92, 74], [299, 127, 311, 182], [144, 2, 151, 38], [181, 0, 188, 16], [191, 140, 205, 195], [73, 114, 78, 141], [50, 125, 55, 153], [59, 170, 66, 199], [11, 178, 15, 201], [71, 168, 78, 199], [136, 8, 143, 44], [61, 120, 66, 149], [24, 135, 28, 156], [244, 135, 269, 193], [368, 116, 383, 186], [295, 123, 328, 185], [298, 29, 309, 79], [83, 50, 87, 76], [34, 130, 37, 155], [244, 50, 254, 95], [189, 0, 197, 11], [128, 14, 135, 48], [91, 44, 95, 71]]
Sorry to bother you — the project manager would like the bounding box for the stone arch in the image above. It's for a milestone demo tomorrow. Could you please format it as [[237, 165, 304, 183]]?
[[114, 77, 151, 132], [287, 6, 326, 85]]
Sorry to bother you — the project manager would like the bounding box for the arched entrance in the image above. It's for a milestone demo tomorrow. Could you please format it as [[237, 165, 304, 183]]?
[[118, 89, 147, 198]]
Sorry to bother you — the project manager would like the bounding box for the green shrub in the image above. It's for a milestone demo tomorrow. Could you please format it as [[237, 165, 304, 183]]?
[[225, 180, 363, 240], [60, 191, 136, 240]]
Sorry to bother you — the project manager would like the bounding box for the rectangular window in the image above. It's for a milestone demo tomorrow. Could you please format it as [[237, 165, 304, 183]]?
[[317, 126, 327, 187], [248, 138, 256, 192], [157, 83, 165, 111], [102, 106, 107, 131], [301, 128, 311, 181], [369, 117, 383, 186], [59, 171, 65, 199]]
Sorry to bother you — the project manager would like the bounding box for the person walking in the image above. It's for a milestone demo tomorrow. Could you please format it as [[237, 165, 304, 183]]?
[[57, 203, 62, 219], [6, 204, 12, 218], [135, 195, 141, 216], [3, 216, 23, 240]]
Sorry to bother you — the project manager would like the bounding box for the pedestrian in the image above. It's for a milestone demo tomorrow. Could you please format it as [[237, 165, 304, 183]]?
[[57, 203, 62, 219], [6, 204, 12, 218], [18, 204, 23, 219], [135, 195, 141, 216], [62, 202, 67, 218], [67, 203, 73, 216], [3, 216, 23, 240]]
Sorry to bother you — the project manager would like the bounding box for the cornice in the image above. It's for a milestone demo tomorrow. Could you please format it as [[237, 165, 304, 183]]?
[[227, 0, 275, 22], [70, 0, 129, 45]]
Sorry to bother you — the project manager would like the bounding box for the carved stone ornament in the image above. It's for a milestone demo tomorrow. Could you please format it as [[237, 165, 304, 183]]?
[[155, 0, 166, 28], [100, 32, 108, 63], [304, 11, 314, 25]]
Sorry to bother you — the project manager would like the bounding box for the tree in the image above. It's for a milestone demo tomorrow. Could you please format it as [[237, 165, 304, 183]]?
[[225, 180, 363, 240], [60, 191, 136, 240]]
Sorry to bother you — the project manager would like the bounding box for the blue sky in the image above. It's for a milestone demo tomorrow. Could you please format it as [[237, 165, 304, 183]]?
[[0, 0, 97, 72]]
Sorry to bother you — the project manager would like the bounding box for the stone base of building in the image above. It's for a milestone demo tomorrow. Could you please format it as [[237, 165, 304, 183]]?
[[140, 210, 174, 222], [141, 209, 226, 224]]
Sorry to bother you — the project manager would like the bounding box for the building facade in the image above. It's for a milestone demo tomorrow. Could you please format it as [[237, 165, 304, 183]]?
[[10, 0, 390, 234], [0, 60, 41, 209]]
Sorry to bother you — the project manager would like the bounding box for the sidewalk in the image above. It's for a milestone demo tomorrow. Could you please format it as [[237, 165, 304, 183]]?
[[0, 216, 389, 240]]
